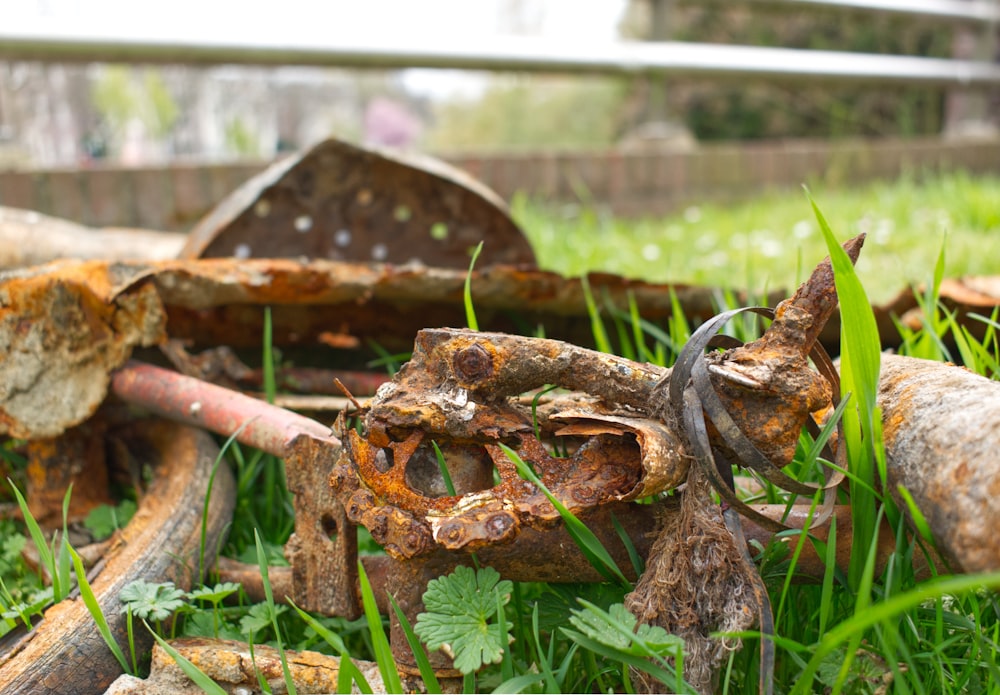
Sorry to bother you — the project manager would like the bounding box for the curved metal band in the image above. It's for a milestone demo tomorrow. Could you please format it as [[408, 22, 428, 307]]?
[[670, 306, 846, 531]]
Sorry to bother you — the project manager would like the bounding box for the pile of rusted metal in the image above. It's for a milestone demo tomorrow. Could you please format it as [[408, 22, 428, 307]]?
[[1, 139, 998, 695]]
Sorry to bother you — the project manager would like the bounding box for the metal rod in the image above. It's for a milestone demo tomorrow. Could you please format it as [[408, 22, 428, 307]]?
[[710, 0, 1000, 23], [2, 22, 999, 86], [110, 361, 338, 457]]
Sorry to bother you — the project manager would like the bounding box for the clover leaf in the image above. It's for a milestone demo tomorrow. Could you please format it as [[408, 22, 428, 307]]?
[[187, 582, 240, 605], [568, 600, 683, 656], [119, 579, 187, 622], [414, 565, 513, 675]]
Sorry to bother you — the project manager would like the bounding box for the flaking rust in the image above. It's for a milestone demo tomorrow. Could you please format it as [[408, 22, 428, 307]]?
[[340, 236, 864, 561], [0, 256, 780, 440], [0, 261, 164, 439], [335, 237, 861, 691]]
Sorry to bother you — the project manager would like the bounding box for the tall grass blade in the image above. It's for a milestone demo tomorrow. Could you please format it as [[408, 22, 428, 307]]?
[[359, 559, 404, 693], [611, 511, 644, 578], [254, 529, 297, 695], [499, 443, 629, 587], [430, 441, 457, 497], [289, 600, 374, 694], [70, 545, 131, 675], [809, 192, 884, 590], [464, 241, 484, 331], [200, 421, 254, 579], [389, 594, 443, 694], [55, 485, 73, 602], [262, 306, 276, 405], [8, 479, 57, 596], [148, 625, 228, 694], [791, 571, 1000, 695], [817, 516, 838, 638], [581, 275, 613, 354]]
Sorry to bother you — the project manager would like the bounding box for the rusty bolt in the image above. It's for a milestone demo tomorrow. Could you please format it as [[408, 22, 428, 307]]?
[[347, 489, 375, 523], [484, 512, 515, 541], [329, 467, 347, 492], [438, 521, 466, 546], [452, 344, 494, 383], [403, 527, 429, 555]]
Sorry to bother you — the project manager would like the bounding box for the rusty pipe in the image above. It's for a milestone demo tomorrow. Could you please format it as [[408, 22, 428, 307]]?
[[110, 361, 339, 456]]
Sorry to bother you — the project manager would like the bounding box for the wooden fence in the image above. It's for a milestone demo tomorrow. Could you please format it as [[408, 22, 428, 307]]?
[[0, 135, 998, 231]]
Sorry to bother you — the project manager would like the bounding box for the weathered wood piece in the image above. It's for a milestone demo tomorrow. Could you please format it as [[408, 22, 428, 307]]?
[[0, 206, 184, 268], [0, 421, 235, 695], [104, 638, 387, 695]]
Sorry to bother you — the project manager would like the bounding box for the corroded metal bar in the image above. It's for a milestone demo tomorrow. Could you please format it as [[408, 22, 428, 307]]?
[[109, 361, 338, 457], [879, 353, 1000, 573]]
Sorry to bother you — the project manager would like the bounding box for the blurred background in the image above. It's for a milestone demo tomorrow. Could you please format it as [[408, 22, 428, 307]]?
[[3, 0, 996, 167]]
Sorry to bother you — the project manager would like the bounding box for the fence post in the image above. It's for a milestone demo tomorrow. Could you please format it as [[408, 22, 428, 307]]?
[[944, 18, 999, 138]]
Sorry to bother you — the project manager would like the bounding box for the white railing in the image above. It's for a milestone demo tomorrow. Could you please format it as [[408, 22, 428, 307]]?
[[0, 5, 998, 87]]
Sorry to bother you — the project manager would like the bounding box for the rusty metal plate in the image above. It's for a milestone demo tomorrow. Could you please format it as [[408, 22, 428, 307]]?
[[0, 261, 165, 439], [179, 138, 536, 269]]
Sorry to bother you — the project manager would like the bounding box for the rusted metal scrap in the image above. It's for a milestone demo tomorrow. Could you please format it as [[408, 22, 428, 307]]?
[[179, 137, 537, 269], [326, 239, 857, 693], [879, 353, 1000, 573], [0, 261, 165, 439], [341, 237, 860, 561], [0, 257, 762, 439]]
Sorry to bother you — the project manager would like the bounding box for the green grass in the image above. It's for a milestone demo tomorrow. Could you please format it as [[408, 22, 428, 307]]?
[[514, 171, 1000, 303]]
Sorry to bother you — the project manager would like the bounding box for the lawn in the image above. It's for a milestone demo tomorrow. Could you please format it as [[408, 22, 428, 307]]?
[[514, 171, 1000, 304]]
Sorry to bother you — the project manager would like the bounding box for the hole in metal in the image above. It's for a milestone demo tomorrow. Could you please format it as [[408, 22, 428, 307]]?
[[394, 204, 411, 222], [294, 214, 313, 232], [334, 229, 352, 247], [405, 442, 494, 498], [321, 513, 338, 539]]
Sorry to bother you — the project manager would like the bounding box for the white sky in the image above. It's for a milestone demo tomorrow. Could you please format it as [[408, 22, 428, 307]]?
[[14, 0, 628, 96], [17, 0, 626, 41]]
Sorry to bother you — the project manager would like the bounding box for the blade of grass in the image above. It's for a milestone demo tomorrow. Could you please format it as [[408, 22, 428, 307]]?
[[809, 191, 885, 590], [496, 589, 514, 684], [358, 559, 404, 693], [464, 241, 484, 331], [581, 275, 612, 354], [70, 544, 131, 675], [55, 485, 73, 602], [289, 600, 374, 694], [201, 420, 255, 579], [499, 443, 629, 587], [430, 441, 457, 497], [147, 623, 228, 694], [791, 570, 1000, 695], [611, 512, 644, 578], [561, 629, 685, 690], [8, 479, 57, 596], [389, 594, 442, 694], [254, 529, 297, 695], [262, 306, 276, 405], [817, 515, 838, 638]]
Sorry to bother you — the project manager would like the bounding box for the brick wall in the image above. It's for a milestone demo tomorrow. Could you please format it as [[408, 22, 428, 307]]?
[[1, 137, 998, 230]]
